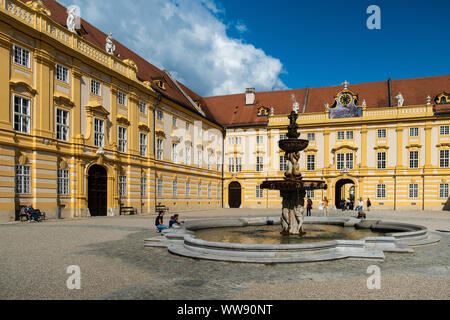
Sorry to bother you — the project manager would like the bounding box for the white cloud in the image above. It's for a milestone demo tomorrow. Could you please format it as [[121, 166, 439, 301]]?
[[59, 0, 286, 96], [235, 21, 248, 33]]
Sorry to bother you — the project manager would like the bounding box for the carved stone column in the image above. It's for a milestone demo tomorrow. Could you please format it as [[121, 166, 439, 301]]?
[[280, 189, 306, 235]]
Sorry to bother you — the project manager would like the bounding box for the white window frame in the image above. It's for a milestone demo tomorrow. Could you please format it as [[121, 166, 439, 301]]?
[[236, 157, 242, 173], [94, 118, 105, 147], [207, 153, 212, 170], [337, 153, 345, 170], [409, 151, 419, 169], [156, 109, 163, 121], [55, 64, 69, 84], [440, 150, 449, 168], [346, 153, 354, 170], [280, 134, 287, 141], [228, 158, 235, 173], [377, 152, 386, 169], [409, 183, 419, 198], [198, 183, 202, 197], [256, 185, 263, 198], [228, 137, 235, 145], [409, 127, 419, 137], [377, 129, 387, 139], [172, 143, 178, 163], [118, 126, 127, 153], [198, 150, 203, 168], [172, 116, 177, 127], [118, 91, 127, 106], [440, 126, 449, 135], [56, 108, 70, 142], [256, 135, 263, 144], [139, 133, 147, 157], [186, 147, 191, 165], [306, 190, 315, 198], [208, 184, 211, 198], [13, 45, 30, 68], [346, 131, 354, 140], [307, 133, 315, 141], [236, 137, 242, 145], [13, 95, 31, 134], [307, 154, 315, 171], [57, 169, 70, 196], [337, 131, 345, 140], [172, 181, 178, 197], [186, 181, 190, 198], [119, 176, 127, 197], [15, 165, 31, 195], [217, 184, 221, 199], [141, 177, 147, 197], [377, 184, 386, 198], [440, 183, 449, 198], [139, 101, 147, 114], [90, 79, 101, 96], [156, 139, 163, 160], [157, 179, 163, 197], [280, 155, 287, 171], [256, 156, 263, 172]]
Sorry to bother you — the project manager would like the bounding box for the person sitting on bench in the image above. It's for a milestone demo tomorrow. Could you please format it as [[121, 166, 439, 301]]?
[[26, 205, 40, 222], [155, 211, 168, 233]]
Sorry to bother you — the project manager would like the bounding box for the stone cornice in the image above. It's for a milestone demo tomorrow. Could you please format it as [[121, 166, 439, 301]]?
[[53, 95, 75, 108], [331, 144, 358, 153], [9, 80, 37, 95]]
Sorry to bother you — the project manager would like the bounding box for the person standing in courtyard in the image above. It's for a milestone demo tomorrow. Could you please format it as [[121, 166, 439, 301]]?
[[367, 198, 372, 211], [306, 197, 313, 217], [155, 211, 168, 232], [323, 197, 329, 217], [357, 198, 364, 212]]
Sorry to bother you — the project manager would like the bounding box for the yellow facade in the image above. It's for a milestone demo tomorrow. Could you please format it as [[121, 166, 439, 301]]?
[[0, 0, 223, 222]]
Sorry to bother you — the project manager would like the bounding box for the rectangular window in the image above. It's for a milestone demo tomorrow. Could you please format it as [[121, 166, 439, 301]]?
[[172, 116, 177, 127], [307, 133, 315, 141], [346, 131, 354, 140], [440, 183, 449, 198], [139, 133, 147, 157], [186, 181, 190, 198], [139, 101, 146, 114], [228, 158, 235, 173], [56, 64, 69, 83], [280, 155, 287, 171], [307, 154, 315, 171], [256, 185, 263, 198], [14, 95, 31, 133], [186, 122, 190, 132], [346, 153, 354, 169], [409, 127, 419, 137], [172, 181, 177, 197], [306, 190, 315, 198], [56, 108, 70, 141], [256, 135, 263, 144], [228, 137, 235, 145], [409, 151, 419, 168], [377, 152, 386, 169], [440, 126, 450, 135], [118, 127, 127, 153], [207, 154, 212, 170], [186, 147, 191, 165], [440, 150, 449, 168], [94, 118, 104, 147], [236, 157, 242, 172], [157, 179, 163, 197], [337, 153, 345, 170], [208, 184, 211, 198], [156, 139, 163, 160], [409, 184, 419, 198], [172, 143, 177, 163], [141, 177, 147, 197], [118, 92, 127, 106], [13, 45, 30, 68], [15, 165, 31, 195], [337, 131, 345, 140], [119, 176, 127, 197], [280, 134, 287, 141], [90, 79, 101, 96], [256, 156, 263, 172], [377, 184, 386, 198], [57, 169, 70, 196], [236, 137, 242, 145], [156, 109, 163, 121], [198, 183, 202, 197], [378, 129, 387, 139]]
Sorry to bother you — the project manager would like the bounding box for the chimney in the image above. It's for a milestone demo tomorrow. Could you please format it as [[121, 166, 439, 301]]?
[[245, 88, 255, 105]]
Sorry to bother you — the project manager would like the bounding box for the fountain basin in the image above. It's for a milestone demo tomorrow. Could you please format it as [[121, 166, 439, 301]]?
[[144, 217, 440, 263], [261, 180, 327, 191], [278, 138, 309, 153]]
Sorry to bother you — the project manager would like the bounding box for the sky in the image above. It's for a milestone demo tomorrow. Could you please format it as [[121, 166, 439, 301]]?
[[58, 0, 450, 97]]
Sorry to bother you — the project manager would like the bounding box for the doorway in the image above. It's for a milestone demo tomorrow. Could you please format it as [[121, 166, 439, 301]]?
[[335, 179, 355, 209], [88, 165, 107, 216], [228, 182, 242, 208]]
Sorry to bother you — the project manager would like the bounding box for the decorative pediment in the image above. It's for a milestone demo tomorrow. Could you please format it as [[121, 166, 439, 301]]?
[[54, 95, 75, 108], [331, 144, 358, 153], [406, 143, 422, 149], [304, 146, 318, 152], [171, 135, 182, 144], [26, 0, 51, 16], [374, 145, 389, 150], [10, 81, 37, 95], [116, 115, 130, 126], [435, 92, 450, 105], [85, 103, 110, 117], [436, 142, 450, 148], [123, 59, 138, 73], [138, 123, 150, 133], [155, 130, 166, 139]]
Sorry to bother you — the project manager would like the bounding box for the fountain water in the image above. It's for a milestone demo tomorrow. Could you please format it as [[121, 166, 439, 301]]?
[[261, 105, 327, 235]]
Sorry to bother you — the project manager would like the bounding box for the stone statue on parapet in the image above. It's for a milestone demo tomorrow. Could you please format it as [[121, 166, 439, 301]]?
[[395, 92, 404, 107], [106, 33, 116, 55], [67, 7, 77, 33]]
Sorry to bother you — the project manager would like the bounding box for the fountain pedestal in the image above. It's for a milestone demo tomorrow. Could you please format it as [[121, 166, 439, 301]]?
[[281, 189, 306, 235]]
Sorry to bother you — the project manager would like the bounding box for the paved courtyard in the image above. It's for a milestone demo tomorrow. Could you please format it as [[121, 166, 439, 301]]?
[[0, 208, 449, 300]]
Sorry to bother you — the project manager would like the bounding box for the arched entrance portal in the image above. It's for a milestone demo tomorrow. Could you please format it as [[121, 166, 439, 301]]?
[[228, 182, 242, 208], [335, 179, 355, 209], [88, 165, 107, 216]]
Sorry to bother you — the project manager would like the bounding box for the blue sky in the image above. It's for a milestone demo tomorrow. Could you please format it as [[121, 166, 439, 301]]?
[[59, 0, 450, 96]]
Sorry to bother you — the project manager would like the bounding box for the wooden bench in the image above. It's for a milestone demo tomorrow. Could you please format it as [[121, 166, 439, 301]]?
[[357, 212, 367, 219], [18, 208, 46, 222], [155, 204, 169, 215], [120, 206, 137, 215]]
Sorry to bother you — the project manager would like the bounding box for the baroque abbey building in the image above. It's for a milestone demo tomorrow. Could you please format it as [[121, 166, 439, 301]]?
[[0, 0, 449, 222]]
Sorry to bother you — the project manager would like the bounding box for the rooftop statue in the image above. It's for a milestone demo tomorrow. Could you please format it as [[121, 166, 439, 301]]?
[[66, 7, 77, 33], [106, 33, 116, 55], [395, 92, 404, 107]]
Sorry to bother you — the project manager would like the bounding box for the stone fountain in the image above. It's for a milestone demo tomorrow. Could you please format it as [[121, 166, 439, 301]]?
[[260, 105, 327, 235]]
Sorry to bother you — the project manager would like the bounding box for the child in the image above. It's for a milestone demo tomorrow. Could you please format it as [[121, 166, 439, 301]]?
[[155, 211, 168, 233], [169, 214, 184, 228]]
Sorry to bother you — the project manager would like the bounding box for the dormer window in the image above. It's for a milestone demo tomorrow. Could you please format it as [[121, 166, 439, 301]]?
[[436, 92, 450, 105], [257, 106, 270, 117], [152, 77, 166, 90]]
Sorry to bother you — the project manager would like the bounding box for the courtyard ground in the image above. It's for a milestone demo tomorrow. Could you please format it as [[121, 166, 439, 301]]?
[[0, 208, 449, 300]]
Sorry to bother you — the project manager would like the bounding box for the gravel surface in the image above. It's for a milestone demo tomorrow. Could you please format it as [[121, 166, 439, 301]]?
[[0, 210, 449, 300]]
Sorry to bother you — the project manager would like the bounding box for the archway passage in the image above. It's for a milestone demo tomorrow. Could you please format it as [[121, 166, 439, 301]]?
[[335, 179, 355, 209], [88, 165, 107, 217], [228, 182, 242, 208]]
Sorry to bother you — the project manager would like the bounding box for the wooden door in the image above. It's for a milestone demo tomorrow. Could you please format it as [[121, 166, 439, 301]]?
[[228, 182, 242, 208], [88, 165, 107, 216]]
